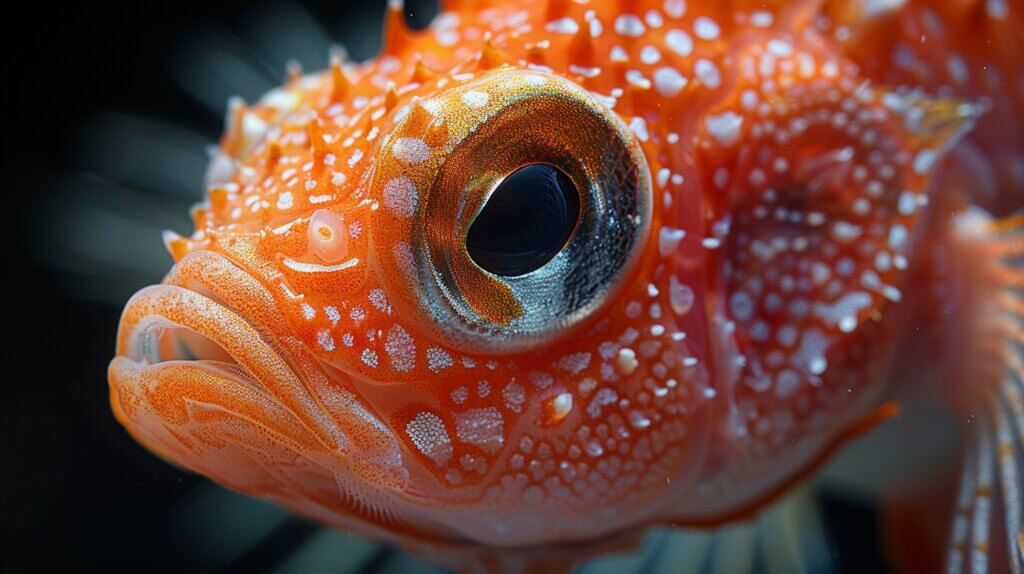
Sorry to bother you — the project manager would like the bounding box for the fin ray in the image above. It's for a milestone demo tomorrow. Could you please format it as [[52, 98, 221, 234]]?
[[993, 397, 1024, 574], [945, 209, 1024, 574]]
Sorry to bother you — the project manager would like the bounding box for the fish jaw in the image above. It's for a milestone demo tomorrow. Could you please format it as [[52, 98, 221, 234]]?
[[107, 249, 452, 543]]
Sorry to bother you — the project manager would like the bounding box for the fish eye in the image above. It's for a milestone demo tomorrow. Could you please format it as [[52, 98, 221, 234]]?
[[371, 70, 652, 354], [466, 164, 580, 277]]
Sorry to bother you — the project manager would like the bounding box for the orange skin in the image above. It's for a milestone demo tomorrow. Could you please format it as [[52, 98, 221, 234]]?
[[107, 0, 1021, 571]]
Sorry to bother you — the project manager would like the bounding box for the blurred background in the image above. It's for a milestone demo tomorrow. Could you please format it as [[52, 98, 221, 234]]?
[[3, 1, 959, 572]]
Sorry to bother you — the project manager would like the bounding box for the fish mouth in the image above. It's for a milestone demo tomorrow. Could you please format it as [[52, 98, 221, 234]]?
[[110, 250, 290, 405], [107, 250, 422, 538]]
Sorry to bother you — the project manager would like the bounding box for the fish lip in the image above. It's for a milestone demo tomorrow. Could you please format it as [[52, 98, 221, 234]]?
[[110, 286, 267, 390], [105, 267, 295, 485], [111, 251, 285, 382], [108, 249, 343, 437]]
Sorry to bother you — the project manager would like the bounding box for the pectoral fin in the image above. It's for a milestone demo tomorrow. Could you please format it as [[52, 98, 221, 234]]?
[[943, 209, 1024, 574]]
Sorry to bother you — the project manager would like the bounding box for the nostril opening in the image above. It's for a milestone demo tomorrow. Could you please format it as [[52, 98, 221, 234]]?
[[466, 163, 580, 277]]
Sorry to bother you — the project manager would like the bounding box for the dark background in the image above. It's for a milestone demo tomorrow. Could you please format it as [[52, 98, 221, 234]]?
[[3, 2, 890, 572]]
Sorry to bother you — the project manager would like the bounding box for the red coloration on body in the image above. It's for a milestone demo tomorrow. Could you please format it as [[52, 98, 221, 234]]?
[[109, 1, 1023, 572]]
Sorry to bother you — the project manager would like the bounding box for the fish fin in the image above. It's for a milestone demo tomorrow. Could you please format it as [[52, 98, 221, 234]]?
[[943, 210, 1024, 574]]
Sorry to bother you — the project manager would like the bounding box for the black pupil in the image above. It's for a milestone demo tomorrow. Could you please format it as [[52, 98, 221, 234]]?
[[466, 164, 580, 277]]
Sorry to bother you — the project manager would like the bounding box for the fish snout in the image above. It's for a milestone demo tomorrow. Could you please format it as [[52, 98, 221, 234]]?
[[108, 250, 433, 537]]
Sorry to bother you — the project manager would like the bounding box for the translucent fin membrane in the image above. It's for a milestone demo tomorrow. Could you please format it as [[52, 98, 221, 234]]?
[[946, 212, 1024, 574]]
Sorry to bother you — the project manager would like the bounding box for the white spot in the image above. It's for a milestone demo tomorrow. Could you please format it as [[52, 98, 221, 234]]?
[[629, 410, 652, 429], [559, 352, 592, 374], [502, 382, 525, 412], [325, 307, 341, 325], [455, 407, 504, 453], [814, 292, 873, 330], [382, 176, 418, 218], [529, 371, 554, 389], [392, 137, 431, 165], [426, 347, 453, 372], [913, 149, 937, 174], [694, 17, 720, 40], [615, 14, 646, 38], [750, 11, 773, 27], [664, 29, 694, 56], [766, 39, 793, 57], [947, 54, 969, 85], [898, 191, 917, 215], [385, 324, 416, 372], [588, 388, 619, 418], [451, 387, 468, 404], [659, 227, 686, 256], [361, 348, 379, 368], [669, 276, 695, 315], [640, 45, 662, 64], [276, 191, 294, 210], [645, 10, 664, 29], [729, 292, 755, 321], [795, 328, 829, 376], [775, 369, 800, 398], [317, 330, 335, 351], [629, 117, 650, 141], [347, 149, 363, 167], [653, 67, 688, 96], [831, 221, 863, 243], [987, 0, 1009, 20], [705, 111, 744, 146], [368, 289, 391, 313], [657, 168, 670, 188], [626, 69, 652, 89], [461, 90, 489, 108], [839, 316, 858, 333], [863, 0, 907, 17], [695, 59, 721, 88], [546, 18, 579, 35], [617, 348, 639, 375], [406, 411, 453, 465], [524, 74, 548, 87], [663, 0, 686, 19], [550, 393, 574, 421], [569, 64, 601, 78], [888, 224, 908, 251]]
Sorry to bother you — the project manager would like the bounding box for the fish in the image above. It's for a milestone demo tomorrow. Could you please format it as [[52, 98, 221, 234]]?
[[106, 0, 1024, 572]]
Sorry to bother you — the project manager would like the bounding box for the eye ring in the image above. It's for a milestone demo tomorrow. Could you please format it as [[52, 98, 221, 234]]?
[[371, 70, 652, 354]]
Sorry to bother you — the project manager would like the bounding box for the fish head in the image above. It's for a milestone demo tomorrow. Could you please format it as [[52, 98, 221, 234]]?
[[109, 56, 696, 548]]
